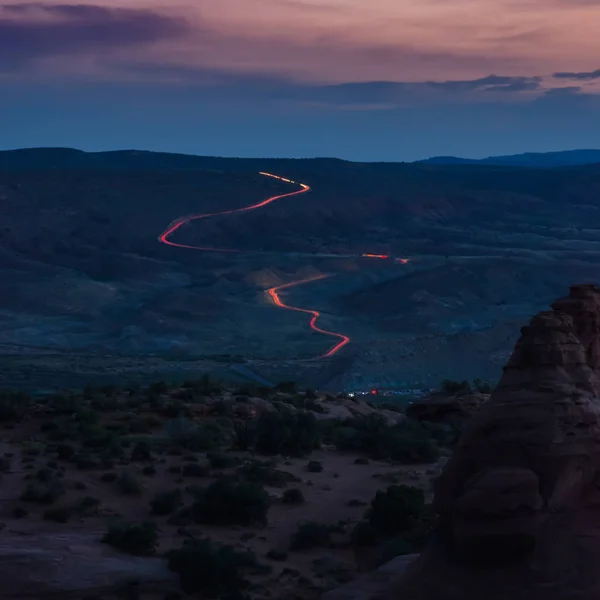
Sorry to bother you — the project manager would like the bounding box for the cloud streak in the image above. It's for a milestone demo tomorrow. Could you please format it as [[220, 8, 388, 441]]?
[[0, 3, 189, 69], [553, 68, 600, 80], [426, 74, 542, 92]]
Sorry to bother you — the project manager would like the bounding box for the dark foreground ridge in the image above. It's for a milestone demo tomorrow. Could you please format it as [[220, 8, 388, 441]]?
[[349, 283, 600, 600]]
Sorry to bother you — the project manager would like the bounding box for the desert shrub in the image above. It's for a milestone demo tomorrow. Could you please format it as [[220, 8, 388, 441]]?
[[420, 418, 465, 449], [12, 506, 28, 518], [102, 520, 158, 555], [210, 400, 231, 416], [131, 440, 152, 461], [0, 390, 31, 422], [266, 548, 288, 561], [473, 378, 493, 393], [376, 536, 416, 565], [150, 489, 182, 515], [76, 496, 101, 514], [193, 478, 270, 526], [238, 460, 297, 487], [161, 400, 191, 419], [148, 381, 168, 395], [43, 506, 73, 523], [254, 409, 320, 457], [127, 415, 160, 434], [91, 395, 122, 412], [441, 379, 471, 395], [332, 415, 440, 463], [275, 381, 297, 395], [167, 538, 256, 596], [35, 467, 54, 482], [282, 488, 305, 505], [117, 471, 144, 495], [386, 430, 439, 463], [234, 419, 257, 452], [165, 417, 230, 451], [307, 460, 323, 473], [207, 451, 239, 469], [290, 522, 332, 551], [368, 485, 426, 536], [75, 452, 101, 470], [181, 463, 209, 477], [22, 441, 45, 456], [47, 393, 81, 415], [21, 479, 65, 504], [351, 521, 379, 547], [181, 375, 222, 395]]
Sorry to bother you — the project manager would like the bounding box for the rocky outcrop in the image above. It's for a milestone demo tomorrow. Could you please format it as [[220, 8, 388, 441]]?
[[0, 532, 177, 598], [378, 284, 600, 600], [405, 391, 488, 422]]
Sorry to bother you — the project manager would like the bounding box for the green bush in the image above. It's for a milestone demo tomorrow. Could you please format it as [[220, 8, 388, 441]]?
[[275, 381, 297, 395], [441, 379, 471, 395], [193, 478, 270, 526], [254, 409, 320, 457], [290, 522, 332, 551], [207, 451, 238, 469], [12, 506, 28, 518], [167, 538, 256, 596], [47, 394, 81, 415], [131, 440, 152, 461], [148, 381, 168, 395], [351, 521, 379, 547], [76, 496, 101, 514], [0, 390, 31, 422], [307, 460, 323, 473], [21, 480, 65, 504], [102, 520, 158, 555], [43, 506, 73, 523], [117, 472, 144, 495], [282, 488, 305, 505], [376, 536, 416, 565], [368, 485, 425, 536], [150, 489, 182, 515], [182, 463, 209, 478], [165, 417, 230, 451], [332, 415, 440, 463], [56, 443, 76, 460], [237, 460, 297, 487]]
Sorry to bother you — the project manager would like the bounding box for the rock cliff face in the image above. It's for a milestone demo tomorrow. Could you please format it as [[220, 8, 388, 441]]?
[[382, 284, 600, 600]]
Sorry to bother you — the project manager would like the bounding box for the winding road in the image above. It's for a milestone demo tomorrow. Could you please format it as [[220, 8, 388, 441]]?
[[158, 171, 406, 358]]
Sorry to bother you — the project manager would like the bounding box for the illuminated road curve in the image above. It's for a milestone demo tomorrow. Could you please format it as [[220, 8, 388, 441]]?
[[267, 274, 350, 358], [158, 171, 407, 358]]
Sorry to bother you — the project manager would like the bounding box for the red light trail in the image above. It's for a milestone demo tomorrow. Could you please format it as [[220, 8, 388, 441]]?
[[158, 171, 409, 359], [267, 275, 350, 358]]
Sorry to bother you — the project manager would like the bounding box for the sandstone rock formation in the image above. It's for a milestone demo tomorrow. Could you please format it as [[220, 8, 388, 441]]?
[[378, 284, 600, 600]]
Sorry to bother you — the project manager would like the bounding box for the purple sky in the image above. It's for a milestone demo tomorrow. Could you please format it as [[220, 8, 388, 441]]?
[[2, 0, 600, 160]]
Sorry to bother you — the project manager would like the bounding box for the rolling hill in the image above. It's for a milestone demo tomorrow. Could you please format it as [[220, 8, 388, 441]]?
[[2, 148, 600, 390]]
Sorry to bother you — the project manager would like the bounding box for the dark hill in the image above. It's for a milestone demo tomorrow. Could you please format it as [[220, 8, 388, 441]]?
[[2, 147, 600, 390], [418, 149, 600, 168]]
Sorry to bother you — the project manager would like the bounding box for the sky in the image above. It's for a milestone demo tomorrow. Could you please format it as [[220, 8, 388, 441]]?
[[1, 0, 600, 161]]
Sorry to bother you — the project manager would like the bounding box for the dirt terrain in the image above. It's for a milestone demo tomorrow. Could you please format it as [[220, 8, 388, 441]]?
[[0, 379, 463, 599]]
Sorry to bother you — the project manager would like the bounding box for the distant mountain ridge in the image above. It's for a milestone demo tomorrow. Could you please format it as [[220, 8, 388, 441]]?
[[2, 147, 600, 170], [418, 149, 600, 168]]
